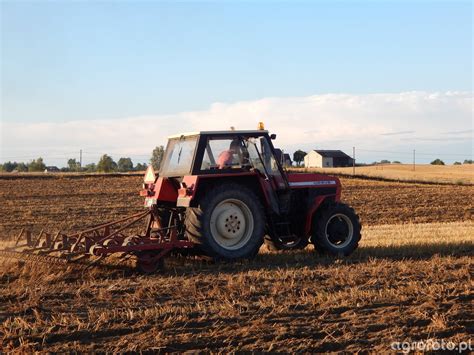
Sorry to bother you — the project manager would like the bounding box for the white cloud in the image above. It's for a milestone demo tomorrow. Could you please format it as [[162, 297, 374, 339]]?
[[1, 91, 472, 165]]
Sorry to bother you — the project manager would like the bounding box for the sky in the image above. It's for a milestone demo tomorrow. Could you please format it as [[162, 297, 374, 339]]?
[[1, 0, 472, 166]]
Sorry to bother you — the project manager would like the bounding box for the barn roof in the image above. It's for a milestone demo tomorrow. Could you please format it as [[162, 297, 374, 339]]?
[[313, 150, 352, 159]]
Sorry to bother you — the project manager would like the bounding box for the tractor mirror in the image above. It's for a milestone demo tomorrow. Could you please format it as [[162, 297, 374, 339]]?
[[270, 134, 277, 140]]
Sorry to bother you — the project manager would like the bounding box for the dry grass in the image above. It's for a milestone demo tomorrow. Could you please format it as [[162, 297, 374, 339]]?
[[1, 222, 472, 352], [294, 164, 474, 184]]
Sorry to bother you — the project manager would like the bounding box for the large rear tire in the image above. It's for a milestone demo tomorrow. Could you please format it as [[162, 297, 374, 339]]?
[[185, 183, 265, 260], [311, 202, 361, 256]]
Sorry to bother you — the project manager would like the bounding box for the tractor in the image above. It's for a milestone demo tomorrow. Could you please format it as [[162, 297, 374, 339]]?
[[1, 125, 361, 273]]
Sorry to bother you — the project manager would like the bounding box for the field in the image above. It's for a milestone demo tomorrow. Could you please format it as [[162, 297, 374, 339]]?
[[295, 163, 474, 184], [0, 174, 473, 352]]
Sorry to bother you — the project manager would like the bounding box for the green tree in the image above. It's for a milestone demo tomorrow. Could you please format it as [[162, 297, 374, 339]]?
[[97, 154, 117, 172], [85, 163, 97, 172], [117, 157, 134, 172], [150, 146, 164, 170], [293, 150, 307, 167], [430, 158, 445, 166], [393, 160, 401, 164], [17, 162, 28, 172], [2, 161, 17, 172], [67, 158, 81, 171], [463, 159, 473, 164], [134, 163, 147, 171], [28, 157, 46, 172], [380, 159, 391, 164], [453, 161, 462, 165]]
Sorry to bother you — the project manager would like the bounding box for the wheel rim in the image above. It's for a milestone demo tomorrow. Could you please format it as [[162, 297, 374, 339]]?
[[210, 198, 254, 250], [324, 213, 353, 249]]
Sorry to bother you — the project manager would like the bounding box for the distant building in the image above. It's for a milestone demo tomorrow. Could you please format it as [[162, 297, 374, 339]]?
[[304, 150, 353, 168], [44, 166, 60, 173], [274, 149, 293, 167]]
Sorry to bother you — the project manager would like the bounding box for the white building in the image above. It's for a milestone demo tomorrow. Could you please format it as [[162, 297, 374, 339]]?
[[304, 150, 353, 168]]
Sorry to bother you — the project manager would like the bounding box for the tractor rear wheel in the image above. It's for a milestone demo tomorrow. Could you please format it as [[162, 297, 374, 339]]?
[[311, 203, 361, 256], [185, 184, 265, 260]]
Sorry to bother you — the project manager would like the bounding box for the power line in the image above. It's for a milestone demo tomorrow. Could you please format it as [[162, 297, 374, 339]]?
[[357, 148, 471, 157]]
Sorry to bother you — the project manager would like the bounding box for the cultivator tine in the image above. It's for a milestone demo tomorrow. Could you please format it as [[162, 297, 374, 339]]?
[[70, 234, 84, 253], [14, 228, 25, 247], [0, 249, 70, 265], [25, 230, 32, 247], [32, 230, 43, 247], [0, 209, 187, 273]]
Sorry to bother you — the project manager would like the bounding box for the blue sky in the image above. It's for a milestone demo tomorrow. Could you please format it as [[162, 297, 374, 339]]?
[[0, 1, 472, 165]]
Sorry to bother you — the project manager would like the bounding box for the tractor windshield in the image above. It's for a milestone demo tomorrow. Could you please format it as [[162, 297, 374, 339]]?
[[160, 136, 198, 177], [246, 137, 287, 189]]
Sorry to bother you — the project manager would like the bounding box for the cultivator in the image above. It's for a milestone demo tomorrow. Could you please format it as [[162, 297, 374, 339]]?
[[0, 208, 194, 273]]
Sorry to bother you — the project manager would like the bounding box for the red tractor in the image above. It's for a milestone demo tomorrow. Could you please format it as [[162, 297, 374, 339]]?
[[139, 128, 361, 266], [1, 127, 361, 273]]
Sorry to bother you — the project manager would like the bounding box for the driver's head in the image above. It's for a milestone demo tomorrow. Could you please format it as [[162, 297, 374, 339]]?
[[229, 139, 241, 153]]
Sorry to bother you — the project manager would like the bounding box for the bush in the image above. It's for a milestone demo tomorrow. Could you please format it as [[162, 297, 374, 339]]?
[[463, 159, 473, 164], [85, 163, 97, 172], [17, 163, 28, 172], [453, 161, 462, 165], [97, 155, 117, 172], [135, 163, 147, 171], [28, 158, 46, 172], [430, 159, 445, 165], [67, 158, 81, 172], [2, 161, 16, 172], [117, 157, 134, 172]]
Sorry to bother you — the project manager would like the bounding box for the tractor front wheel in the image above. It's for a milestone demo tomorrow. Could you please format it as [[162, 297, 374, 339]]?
[[311, 203, 361, 256], [185, 184, 265, 260]]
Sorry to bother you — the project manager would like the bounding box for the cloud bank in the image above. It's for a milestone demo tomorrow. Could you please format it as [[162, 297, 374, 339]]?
[[1, 91, 472, 165]]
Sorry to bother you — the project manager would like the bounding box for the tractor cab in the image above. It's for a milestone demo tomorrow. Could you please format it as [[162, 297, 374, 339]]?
[[159, 129, 288, 189], [155, 129, 289, 215]]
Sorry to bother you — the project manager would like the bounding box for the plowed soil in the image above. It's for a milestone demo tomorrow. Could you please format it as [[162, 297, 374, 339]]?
[[0, 175, 472, 239], [0, 174, 472, 352]]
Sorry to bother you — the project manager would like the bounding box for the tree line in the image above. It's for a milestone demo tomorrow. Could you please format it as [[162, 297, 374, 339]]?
[[290, 150, 472, 167], [0, 146, 165, 173]]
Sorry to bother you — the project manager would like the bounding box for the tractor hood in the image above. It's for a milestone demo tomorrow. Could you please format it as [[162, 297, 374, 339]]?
[[287, 173, 341, 189]]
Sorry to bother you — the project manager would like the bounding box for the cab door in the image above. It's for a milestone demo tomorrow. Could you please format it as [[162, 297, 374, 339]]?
[[245, 137, 288, 215]]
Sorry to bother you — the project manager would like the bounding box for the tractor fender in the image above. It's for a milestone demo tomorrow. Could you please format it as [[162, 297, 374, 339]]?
[[304, 195, 336, 236], [177, 173, 269, 209], [177, 176, 199, 207]]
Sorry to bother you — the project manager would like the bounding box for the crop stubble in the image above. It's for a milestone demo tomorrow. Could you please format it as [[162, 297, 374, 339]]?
[[0, 174, 472, 352], [0, 175, 472, 239]]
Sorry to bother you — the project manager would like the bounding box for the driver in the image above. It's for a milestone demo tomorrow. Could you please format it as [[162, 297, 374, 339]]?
[[217, 139, 241, 168]]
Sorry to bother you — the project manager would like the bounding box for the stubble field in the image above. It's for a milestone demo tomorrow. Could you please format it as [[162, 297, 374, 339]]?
[[0, 174, 473, 352]]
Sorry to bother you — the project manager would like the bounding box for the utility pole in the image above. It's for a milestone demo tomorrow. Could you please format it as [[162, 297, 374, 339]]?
[[413, 149, 415, 171], [352, 146, 355, 175], [79, 149, 82, 170]]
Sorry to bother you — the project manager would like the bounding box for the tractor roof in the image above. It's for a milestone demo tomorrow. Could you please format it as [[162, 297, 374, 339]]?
[[167, 130, 269, 139]]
